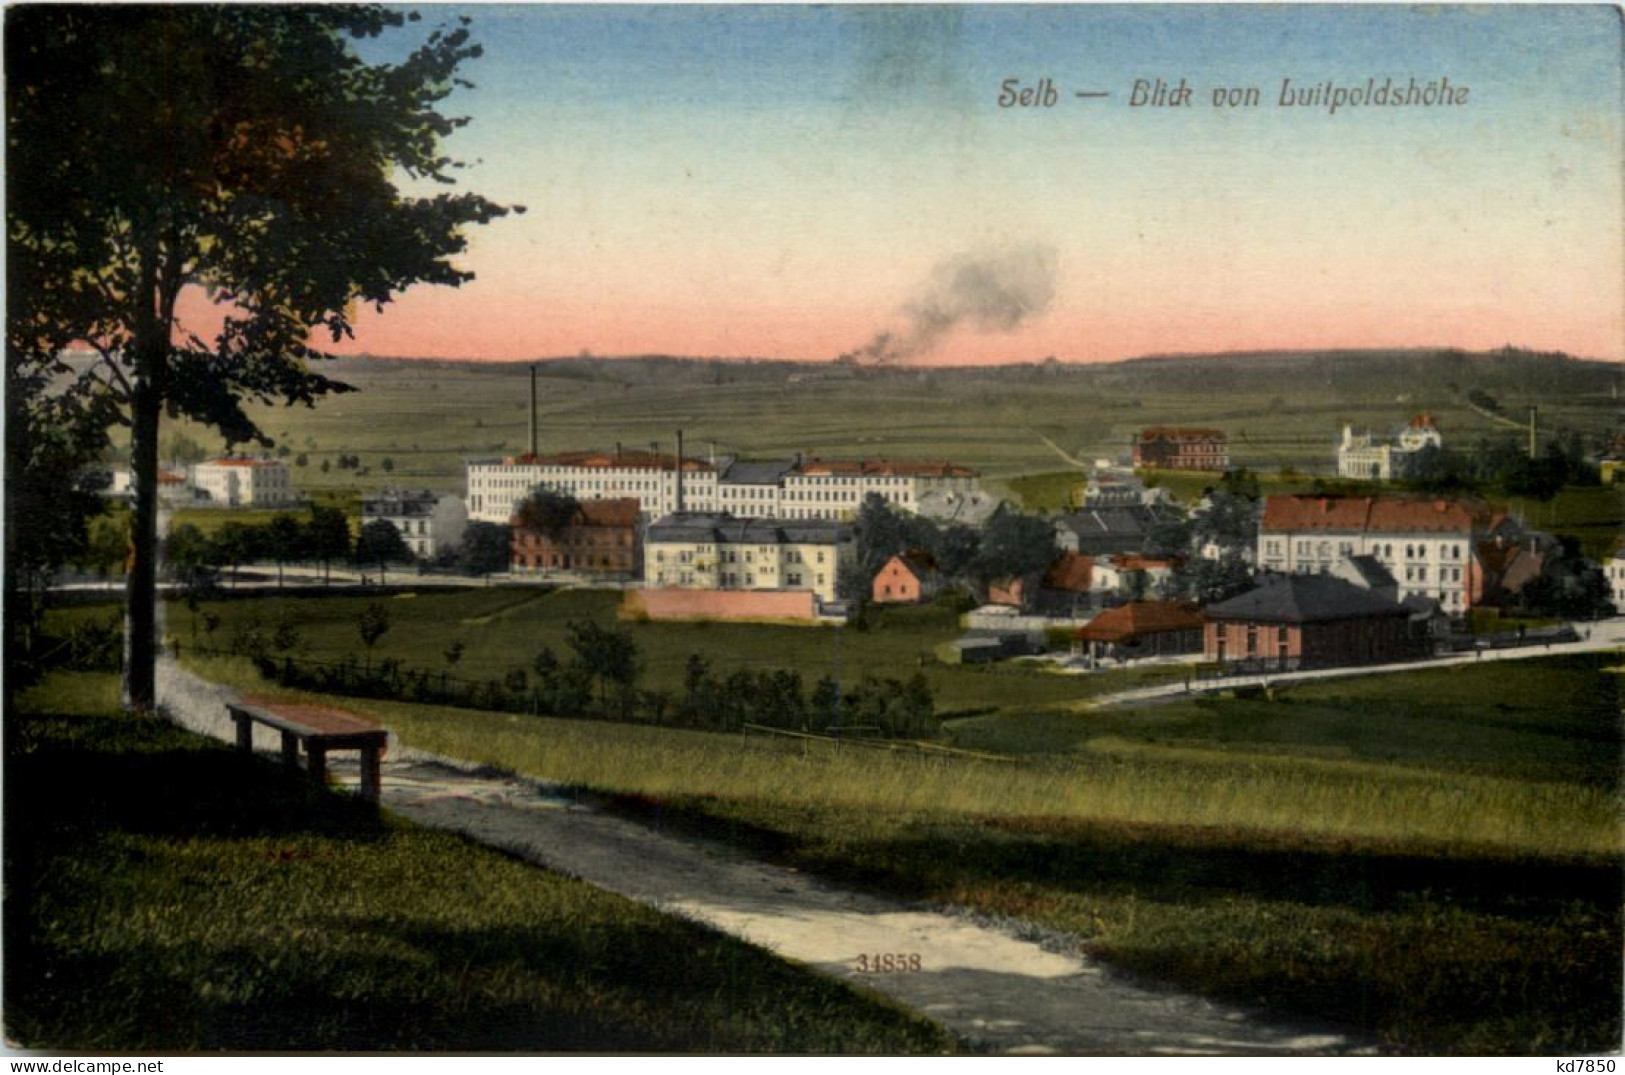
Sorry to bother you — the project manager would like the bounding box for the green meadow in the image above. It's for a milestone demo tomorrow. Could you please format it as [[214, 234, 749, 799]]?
[[171, 630, 1624, 1054], [5, 672, 956, 1053]]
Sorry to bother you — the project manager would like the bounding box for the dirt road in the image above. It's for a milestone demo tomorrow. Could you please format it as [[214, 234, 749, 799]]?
[[156, 656, 1375, 1055]]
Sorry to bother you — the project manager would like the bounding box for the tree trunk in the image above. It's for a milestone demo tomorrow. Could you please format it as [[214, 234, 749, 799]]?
[[122, 376, 163, 712]]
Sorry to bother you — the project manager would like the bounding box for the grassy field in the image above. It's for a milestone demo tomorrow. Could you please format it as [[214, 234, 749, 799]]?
[[106, 351, 1618, 500], [174, 645, 1623, 1053], [163, 588, 1189, 715], [4, 671, 956, 1053]]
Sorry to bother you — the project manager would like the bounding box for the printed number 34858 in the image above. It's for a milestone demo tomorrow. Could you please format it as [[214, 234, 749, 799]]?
[[856, 953, 922, 973]]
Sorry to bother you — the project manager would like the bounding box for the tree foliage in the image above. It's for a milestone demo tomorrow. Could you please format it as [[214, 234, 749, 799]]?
[[515, 489, 581, 538], [7, 6, 515, 708]]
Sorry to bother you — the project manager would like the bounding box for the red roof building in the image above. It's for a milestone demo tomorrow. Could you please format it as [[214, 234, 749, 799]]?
[[1132, 427, 1229, 471], [1073, 601, 1205, 661], [1257, 494, 1516, 615], [512, 497, 641, 577]]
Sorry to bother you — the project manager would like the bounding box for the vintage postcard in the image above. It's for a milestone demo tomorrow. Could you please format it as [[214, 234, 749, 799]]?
[[5, 2, 1621, 1062]]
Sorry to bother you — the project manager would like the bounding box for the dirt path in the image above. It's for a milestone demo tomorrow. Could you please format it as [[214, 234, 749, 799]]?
[[155, 656, 1375, 1055]]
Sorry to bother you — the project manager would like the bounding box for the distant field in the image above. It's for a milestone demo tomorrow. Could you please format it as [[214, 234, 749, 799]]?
[[100, 351, 1619, 501], [175, 647, 1624, 1053]]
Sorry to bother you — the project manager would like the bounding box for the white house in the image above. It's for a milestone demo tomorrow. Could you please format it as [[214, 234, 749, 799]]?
[[1257, 493, 1515, 615], [191, 456, 295, 507], [1337, 413, 1443, 481], [362, 489, 468, 560], [1608, 547, 1625, 614]]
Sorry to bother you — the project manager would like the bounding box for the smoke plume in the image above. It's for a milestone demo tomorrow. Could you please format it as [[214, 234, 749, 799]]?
[[841, 244, 1058, 364]]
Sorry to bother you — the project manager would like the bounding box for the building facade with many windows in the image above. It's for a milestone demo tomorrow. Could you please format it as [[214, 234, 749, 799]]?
[[1256, 494, 1514, 615], [191, 457, 295, 508], [1132, 428, 1229, 471], [1336, 413, 1443, 481], [643, 513, 853, 604], [467, 450, 979, 525]]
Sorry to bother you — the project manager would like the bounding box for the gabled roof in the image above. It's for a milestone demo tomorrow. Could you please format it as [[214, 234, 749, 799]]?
[[506, 449, 714, 473], [719, 459, 797, 485], [646, 512, 850, 546], [201, 456, 282, 468], [1109, 553, 1177, 571], [1054, 507, 1151, 538], [1338, 554, 1396, 590], [1076, 601, 1204, 643], [1041, 552, 1094, 592], [1136, 427, 1226, 442], [1205, 574, 1409, 624], [879, 551, 939, 581], [1262, 494, 1504, 536]]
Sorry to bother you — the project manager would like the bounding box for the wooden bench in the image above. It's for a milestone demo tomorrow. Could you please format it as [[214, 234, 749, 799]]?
[[227, 698, 389, 803]]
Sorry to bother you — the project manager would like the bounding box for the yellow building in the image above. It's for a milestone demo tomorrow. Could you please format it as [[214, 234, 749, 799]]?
[[644, 513, 854, 604]]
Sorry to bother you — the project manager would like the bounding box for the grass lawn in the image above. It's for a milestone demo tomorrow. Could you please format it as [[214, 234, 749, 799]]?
[[175, 648, 1623, 1054], [163, 588, 1189, 716], [4, 672, 956, 1053]]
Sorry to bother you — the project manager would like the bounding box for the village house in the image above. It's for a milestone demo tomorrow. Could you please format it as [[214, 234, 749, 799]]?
[[1203, 574, 1420, 671], [643, 512, 853, 604], [872, 551, 943, 605], [1053, 505, 1174, 557], [1336, 412, 1443, 481], [191, 456, 295, 508], [1095, 553, 1179, 600], [1608, 545, 1625, 614], [511, 497, 640, 578], [1072, 601, 1205, 664], [1077, 469, 1147, 508], [1256, 494, 1517, 616], [361, 489, 468, 560], [108, 466, 196, 504], [1132, 427, 1229, 471]]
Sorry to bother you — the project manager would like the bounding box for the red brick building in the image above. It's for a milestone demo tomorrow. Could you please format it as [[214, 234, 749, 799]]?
[[1203, 574, 1419, 671], [511, 498, 640, 577], [1132, 427, 1229, 471]]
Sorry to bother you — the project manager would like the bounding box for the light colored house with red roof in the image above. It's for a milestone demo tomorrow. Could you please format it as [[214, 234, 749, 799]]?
[[872, 551, 943, 604], [191, 456, 294, 507], [1337, 412, 1443, 481], [1256, 494, 1517, 614]]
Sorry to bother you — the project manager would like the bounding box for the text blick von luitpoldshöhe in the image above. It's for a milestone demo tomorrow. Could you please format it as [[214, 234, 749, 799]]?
[[997, 76, 1471, 115]]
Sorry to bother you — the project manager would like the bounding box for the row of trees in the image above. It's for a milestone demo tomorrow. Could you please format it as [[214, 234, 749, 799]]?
[[235, 607, 939, 737], [164, 510, 513, 590], [839, 496, 1058, 601], [1403, 435, 1602, 500]]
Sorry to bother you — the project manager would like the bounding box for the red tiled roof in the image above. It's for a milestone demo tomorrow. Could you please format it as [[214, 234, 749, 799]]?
[[1075, 601, 1204, 643], [1042, 552, 1094, 592], [1407, 411, 1438, 429], [1262, 494, 1503, 536], [157, 469, 187, 485], [797, 458, 978, 478], [512, 497, 640, 532], [877, 551, 939, 582], [203, 457, 281, 468], [1136, 427, 1226, 442], [1109, 553, 1178, 571], [507, 450, 713, 472]]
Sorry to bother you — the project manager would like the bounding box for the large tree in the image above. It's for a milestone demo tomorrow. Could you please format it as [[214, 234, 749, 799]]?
[[7, 7, 514, 710]]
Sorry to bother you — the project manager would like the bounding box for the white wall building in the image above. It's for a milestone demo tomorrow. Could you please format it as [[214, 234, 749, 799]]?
[[1257, 494, 1514, 614], [467, 449, 979, 525], [1337, 413, 1443, 481], [361, 489, 467, 560], [191, 457, 295, 507], [1607, 548, 1625, 614], [643, 513, 854, 603]]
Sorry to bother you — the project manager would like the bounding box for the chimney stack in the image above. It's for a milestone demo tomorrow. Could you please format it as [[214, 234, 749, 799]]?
[[676, 429, 685, 513], [529, 365, 538, 459]]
